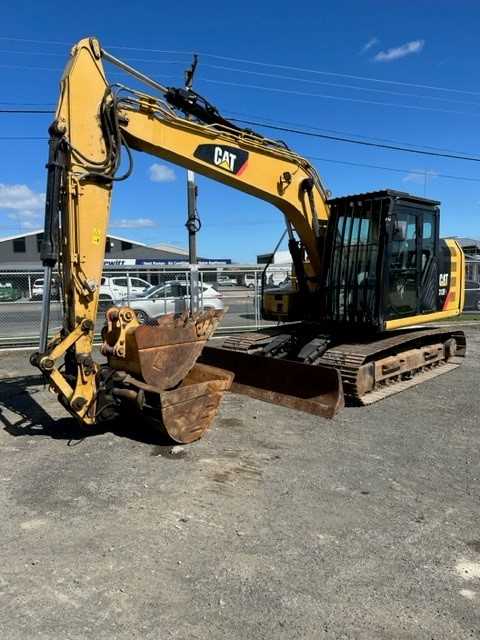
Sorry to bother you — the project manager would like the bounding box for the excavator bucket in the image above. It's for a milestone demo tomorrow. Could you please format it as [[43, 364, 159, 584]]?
[[133, 310, 225, 389], [199, 345, 344, 418], [103, 309, 233, 443], [114, 363, 234, 444]]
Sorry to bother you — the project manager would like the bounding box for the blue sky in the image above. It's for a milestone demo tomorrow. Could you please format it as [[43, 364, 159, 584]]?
[[0, 0, 479, 262]]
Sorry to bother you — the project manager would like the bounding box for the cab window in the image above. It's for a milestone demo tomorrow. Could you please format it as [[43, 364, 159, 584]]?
[[386, 212, 418, 316]]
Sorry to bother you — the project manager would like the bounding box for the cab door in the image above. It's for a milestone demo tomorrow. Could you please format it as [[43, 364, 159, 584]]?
[[385, 206, 439, 319], [419, 211, 439, 312], [385, 210, 419, 318]]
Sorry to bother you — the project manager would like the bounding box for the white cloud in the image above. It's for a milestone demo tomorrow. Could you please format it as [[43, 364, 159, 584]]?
[[148, 163, 176, 183], [0, 183, 45, 211], [403, 169, 438, 184], [0, 183, 45, 229], [374, 39, 425, 63], [110, 217, 157, 229], [361, 37, 379, 54]]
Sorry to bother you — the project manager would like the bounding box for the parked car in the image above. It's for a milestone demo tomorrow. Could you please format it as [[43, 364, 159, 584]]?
[[242, 269, 290, 289], [215, 275, 238, 287], [242, 274, 257, 289], [100, 276, 150, 302], [0, 282, 22, 302], [31, 277, 60, 300], [464, 280, 480, 311], [125, 281, 224, 323]]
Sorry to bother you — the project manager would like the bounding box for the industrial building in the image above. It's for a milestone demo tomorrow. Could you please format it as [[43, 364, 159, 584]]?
[[0, 230, 230, 271]]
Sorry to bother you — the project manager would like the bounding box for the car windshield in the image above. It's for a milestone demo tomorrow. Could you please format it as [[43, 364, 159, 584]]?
[[141, 285, 160, 297], [144, 284, 179, 298]]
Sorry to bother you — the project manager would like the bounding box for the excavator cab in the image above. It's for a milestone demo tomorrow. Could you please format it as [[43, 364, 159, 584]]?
[[322, 190, 464, 330], [262, 191, 464, 330]]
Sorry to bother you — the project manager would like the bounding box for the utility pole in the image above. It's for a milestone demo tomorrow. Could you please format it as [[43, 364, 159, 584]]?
[[185, 54, 200, 314]]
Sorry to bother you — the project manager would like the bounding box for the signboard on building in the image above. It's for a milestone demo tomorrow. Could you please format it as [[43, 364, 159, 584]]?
[[103, 259, 136, 266], [136, 258, 232, 266], [103, 257, 232, 266]]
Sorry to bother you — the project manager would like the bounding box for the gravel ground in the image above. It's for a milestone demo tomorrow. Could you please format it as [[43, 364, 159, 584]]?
[[0, 327, 479, 639]]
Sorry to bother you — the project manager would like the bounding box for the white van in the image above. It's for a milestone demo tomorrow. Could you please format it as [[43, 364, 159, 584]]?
[[243, 268, 290, 289]]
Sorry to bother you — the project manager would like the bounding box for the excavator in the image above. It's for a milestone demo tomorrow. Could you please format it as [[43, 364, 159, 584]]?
[[31, 37, 466, 439]]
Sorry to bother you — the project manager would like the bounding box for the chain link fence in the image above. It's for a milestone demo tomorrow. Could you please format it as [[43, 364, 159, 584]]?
[[0, 266, 286, 347], [0, 259, 477, 347]]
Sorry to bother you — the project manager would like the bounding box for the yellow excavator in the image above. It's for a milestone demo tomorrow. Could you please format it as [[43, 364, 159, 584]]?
[[31, 37, 466, 438]]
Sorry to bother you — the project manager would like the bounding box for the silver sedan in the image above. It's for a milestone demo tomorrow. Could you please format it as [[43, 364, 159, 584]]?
[[125, 282, 224, 323]]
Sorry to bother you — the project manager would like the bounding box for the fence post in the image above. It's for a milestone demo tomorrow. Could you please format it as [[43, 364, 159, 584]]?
[[28, 274, 32, 299]]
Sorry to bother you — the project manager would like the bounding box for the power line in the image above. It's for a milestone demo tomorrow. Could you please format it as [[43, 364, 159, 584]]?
[[0, 136, 480, 182], [0, 129, 476, 182], [198, 53, 480, 98], [108, 44, 480, 98], [202, 78, 480, 117], [0, 48, 187, 66], [0, 36, 477, 97], [224, 109, 480, 157], [1, 92, 478, 158], [0, 63, 61, 72], [2, 109, 480, 165], [1, 98, 477, 158], [0, 109, 53, 113], [2, 45, 478, 118], [0, 102, 54, 107], [306, 155, 480, 183], [0, 133, 478, 184], [0, 36, 71, 46], [7, 46, 475, 107], [230, 117, 480, 162], [199, 64, 480, 108]]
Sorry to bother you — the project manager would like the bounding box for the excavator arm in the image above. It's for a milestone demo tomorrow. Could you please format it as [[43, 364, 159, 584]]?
[[31, 37, 343, 436]]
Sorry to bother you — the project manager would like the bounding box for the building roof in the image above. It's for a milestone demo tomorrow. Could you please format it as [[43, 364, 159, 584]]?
[[454, 237, 480, 249], [0, 229, 189, 256], [0, 229, 43, 243], [153, 243, 188, 256]]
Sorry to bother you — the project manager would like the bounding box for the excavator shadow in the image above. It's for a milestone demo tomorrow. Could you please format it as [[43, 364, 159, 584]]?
[[0, 374, 175, 446]]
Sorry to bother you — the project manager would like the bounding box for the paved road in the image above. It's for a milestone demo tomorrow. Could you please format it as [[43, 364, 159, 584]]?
[[0, 292, 478, 341], [0, 328, 478, 638], [0, 291, 259, 339]]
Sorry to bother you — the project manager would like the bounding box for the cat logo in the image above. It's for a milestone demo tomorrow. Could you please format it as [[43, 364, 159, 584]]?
[[214, 146, 237, 171], [194, 144, 248, 175]]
